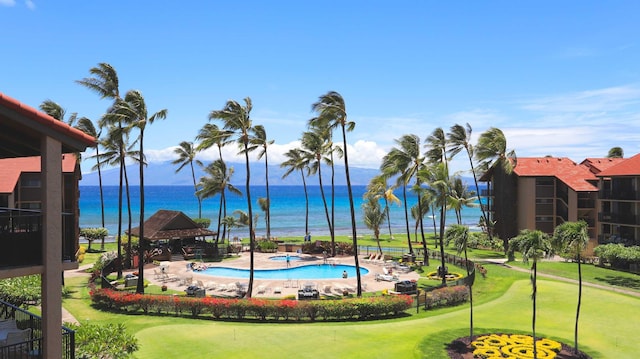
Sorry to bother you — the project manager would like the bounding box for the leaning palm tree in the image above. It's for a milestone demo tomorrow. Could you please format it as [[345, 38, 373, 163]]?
[[552, 221, 589, 355], [420, 162, 450, 285], [248, 125, 274, 240], [312, 91, 362, 296], [115, 89, 168, 294], [39, 100, 78, 126], [197, 159, 242, 250], [301, 130, 334, 250], [449, 176, 477, 225], [509, 229, 553, 359], [77, 62, 123, 276], [280, 148, 311, 234], [362, 193, 386, 254], [448, 123, 493, 238], [172, 141, 204, 218], [380, 134, 425, 257], [209, 97, 256, 298], [366, 175, 400, 241], [444, 224, 474, 341], [75, 117, 107, 249]]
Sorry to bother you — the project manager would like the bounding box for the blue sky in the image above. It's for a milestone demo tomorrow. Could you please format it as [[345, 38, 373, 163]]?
[[3, 1, 640, 175]]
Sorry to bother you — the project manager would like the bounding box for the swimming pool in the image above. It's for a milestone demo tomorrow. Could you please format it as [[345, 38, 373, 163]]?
[[269, 255, 302, 261], [202, 264, 369, 280]]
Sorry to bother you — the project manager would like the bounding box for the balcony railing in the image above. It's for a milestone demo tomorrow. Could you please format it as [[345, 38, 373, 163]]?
[[0, 208, 76, 269], [0, 300, 75, 358], [599, 212, 640, 226], [599, 190, 640, 201]]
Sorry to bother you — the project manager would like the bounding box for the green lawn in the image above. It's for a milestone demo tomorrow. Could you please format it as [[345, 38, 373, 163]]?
[[66, 240, 640, 358]]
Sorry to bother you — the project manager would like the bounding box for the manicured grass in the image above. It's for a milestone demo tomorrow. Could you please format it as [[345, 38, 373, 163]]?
[[508, 259, 640, 294], [65, 238, 640, 358]]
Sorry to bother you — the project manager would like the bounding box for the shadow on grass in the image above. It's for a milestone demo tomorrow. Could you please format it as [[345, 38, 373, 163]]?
[[594, 275, 640, 290]]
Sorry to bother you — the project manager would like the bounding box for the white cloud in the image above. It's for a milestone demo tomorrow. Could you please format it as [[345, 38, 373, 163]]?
[[0, 0, 16, 6], [522, 85, 640, 113], [25, 0, 34, 10]]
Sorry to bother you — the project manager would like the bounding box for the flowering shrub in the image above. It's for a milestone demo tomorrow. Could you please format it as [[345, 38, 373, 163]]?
[[419, 285, 469, 309], [89, 289, 413, 321], [471, 334, 562, 359]]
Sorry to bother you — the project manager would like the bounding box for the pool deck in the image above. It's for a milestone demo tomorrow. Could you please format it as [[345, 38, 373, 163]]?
[[147, 251, 420, 298]]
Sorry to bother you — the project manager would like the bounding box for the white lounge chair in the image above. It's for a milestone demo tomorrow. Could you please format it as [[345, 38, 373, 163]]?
[[204, 281, 218, 290]]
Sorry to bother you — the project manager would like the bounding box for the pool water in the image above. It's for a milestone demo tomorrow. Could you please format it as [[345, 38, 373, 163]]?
[[202, 264, 369, 280], [269, 255, 302, 261]]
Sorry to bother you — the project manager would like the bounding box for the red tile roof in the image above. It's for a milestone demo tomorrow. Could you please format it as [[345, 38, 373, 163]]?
[[0, 155, 77, 193], [597, 153, 640, 177], [0, 92, 96, 146], [580, 158, 626, 174], [514, 157, 598, 192]]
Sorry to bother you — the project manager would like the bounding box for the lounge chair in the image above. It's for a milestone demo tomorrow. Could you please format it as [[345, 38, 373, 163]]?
[[257, 285, 267, 294], [364, 253, 375, 263], [322, 283, 332, 294], [204, 281, 218, 290], [273, 286, 282, 294], [196, 280, 205, 288]]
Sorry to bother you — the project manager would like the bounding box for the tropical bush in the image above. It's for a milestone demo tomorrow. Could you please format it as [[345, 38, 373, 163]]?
[[467, 232, 504, 251], [79, 227, 108, 251], [0, 275, 41, 308], [418, 285, 469, 310], [89, 289, 413, 321], [66, 322, 138, 359], [594, 244, 640, 270], [256, 240, 278, 252]]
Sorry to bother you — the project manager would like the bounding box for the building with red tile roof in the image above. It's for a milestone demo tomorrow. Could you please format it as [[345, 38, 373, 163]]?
[[0, 92, 94, 358]]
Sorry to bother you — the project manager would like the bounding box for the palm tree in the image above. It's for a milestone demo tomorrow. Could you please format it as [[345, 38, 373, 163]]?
[[509, 229, 553, 359], [280, 148, 311, 234], [301, 130, 334, 251], [312, 91, 362, 296], [172, 141, 204, 218], [449, 176, 477, 225], [475, 127, 516, 252], [197, 159, 242, 251], [420, 162, 450, 285], [75, 117, 107, 249], [444, 224, 474, 341], [380, 134, 425, 257], [249, 125, 274, 240], [607, 146, 624, 158], [77, 62, 123, 277], [196, 123, 233, 240], [367, 175, 400, 241], [362, 193, 386, 253], [39, 100, 78, 126], [448, 123, 493, 238], [552, 221, 589, 354], [209, 97, 256, 298], [115, 89, 168, 294]]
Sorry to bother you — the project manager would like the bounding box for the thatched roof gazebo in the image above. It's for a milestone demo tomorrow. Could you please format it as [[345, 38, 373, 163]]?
[[128, 210, 217, 260]]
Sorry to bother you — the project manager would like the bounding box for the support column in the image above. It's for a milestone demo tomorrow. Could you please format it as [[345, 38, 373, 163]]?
[[41, 136, 63, 359]]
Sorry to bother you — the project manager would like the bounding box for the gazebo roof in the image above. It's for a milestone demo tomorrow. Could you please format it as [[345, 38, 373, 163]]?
[[128, 209, 215, 241]]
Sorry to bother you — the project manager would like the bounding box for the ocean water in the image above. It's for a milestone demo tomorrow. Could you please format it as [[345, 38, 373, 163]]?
[[79, 185, 484, 238]]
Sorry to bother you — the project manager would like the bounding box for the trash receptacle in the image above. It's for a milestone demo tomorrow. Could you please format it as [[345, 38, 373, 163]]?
[[402, 253, 416, 263], [394, 280, 417, 294]]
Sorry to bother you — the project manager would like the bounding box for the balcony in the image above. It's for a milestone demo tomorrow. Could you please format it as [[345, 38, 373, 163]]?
[[0, 208, 76, 269], [599, 190, 640, 201], [599, 212, 640, 226], [0, 300, 75, 358]]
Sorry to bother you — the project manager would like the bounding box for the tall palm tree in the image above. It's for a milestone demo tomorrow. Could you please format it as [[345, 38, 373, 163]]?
[[280, 148, 311, 234], [197, 159, 242, 250], [362, 192, 386, 253], [380, 134, 424, 257], [312, 91, 362, 296], [552, 221, 589, 354], [248, 125, 274, 240], [448, 123, 493, 238], [196, 123, 233, 240], [209, 97, 256, 297], [115, 89, 168, 294], [301, 130, 334, 250], [75, 117, 107, 249], [77, 63, 123, 277], [475, 127, 517, 251], [172, 141, 203, 218], [444, 224, 474, 341], [420, 162, 450, 285], [509, 229, 553, 359]]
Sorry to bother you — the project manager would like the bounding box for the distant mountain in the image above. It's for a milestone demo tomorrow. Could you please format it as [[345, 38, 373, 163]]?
[[80, 161, 382, 186]]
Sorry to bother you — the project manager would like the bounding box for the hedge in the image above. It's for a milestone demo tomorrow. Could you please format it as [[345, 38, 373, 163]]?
[[90, 289, 413, 321]]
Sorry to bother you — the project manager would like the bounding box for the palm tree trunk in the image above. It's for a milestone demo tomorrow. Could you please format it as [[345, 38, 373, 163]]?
[[190, 161, 202, 218], [401, 186, 413, 254], [136, 131, 146, 294], [466, 151, 493, 240], [116, 149, 124, 278], [341, 125, 362, 297], [385, 198, 393, 240], [532, 262, 538, 359], [575, 254, 582, 353], [244, 145, 255, 298], [463, 237, 473, 341], [330, 149, 336, 258], [417, 189, 429, 266], [96, 151, 106, 251], [301, 170, 309, 235], [124, 160, 133, 270], [438, 205, 447, 286], [317, 164, 333, 255], [264, 154, 271, 240]]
